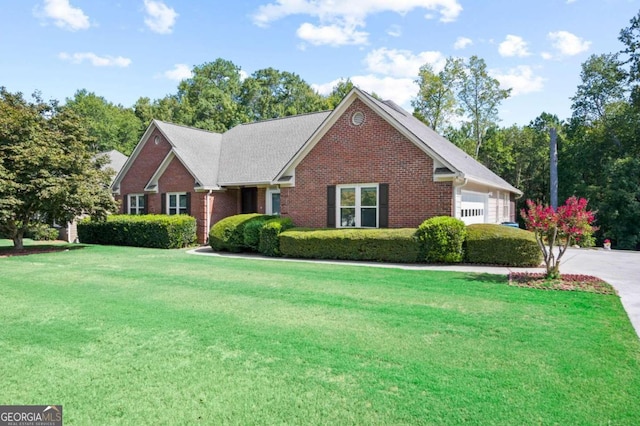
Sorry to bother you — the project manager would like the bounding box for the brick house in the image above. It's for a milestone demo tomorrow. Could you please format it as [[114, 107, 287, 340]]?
[[112, 88, 521, 244]]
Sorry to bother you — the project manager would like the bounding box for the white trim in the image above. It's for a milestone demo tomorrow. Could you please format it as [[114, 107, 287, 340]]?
[[127, 193, 146, 215], [266, 188, 281, 215], [166, 192, 188, 215], [336, 183, 379, 228]]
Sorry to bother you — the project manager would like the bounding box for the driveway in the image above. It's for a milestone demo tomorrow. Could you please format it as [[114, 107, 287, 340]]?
[[189, 246, 640, 339]]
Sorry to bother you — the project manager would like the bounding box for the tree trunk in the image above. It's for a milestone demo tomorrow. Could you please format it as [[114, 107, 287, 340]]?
[[12, 233, 24, 250]]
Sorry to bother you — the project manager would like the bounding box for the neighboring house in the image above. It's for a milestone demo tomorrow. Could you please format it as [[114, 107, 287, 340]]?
[[58, 149, 128, 242], [112, 88, 521, 244]]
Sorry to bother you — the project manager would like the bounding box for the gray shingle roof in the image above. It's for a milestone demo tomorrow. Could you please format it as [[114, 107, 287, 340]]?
[[154, 120, 222, 188], [359, 90, 521, 194], [99, 149, 128, 184], [217, 111, 330, 185]]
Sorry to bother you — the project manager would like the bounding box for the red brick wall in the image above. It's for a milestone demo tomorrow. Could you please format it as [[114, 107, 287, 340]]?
[[211, 190, 239, 225], [283, 99, 453, 228]]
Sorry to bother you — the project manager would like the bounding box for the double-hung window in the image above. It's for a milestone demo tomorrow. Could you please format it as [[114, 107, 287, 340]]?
[[337, 184, 378, 228], [128, 194, 145, 215], [166, 192, 188, 215], [266, 188, 281, 215]]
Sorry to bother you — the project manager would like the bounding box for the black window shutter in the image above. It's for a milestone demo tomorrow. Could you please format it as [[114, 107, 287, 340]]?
[[379, 183, 389, 228], [161, 193, 166, 214], [143, 194, 149, 214], [123, 194, 128, 214], [327, 185, 336, 228], [186, 192, 191, 215]]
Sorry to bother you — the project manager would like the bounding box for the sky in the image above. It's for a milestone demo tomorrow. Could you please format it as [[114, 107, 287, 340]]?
[[1, 0, 639, 126]]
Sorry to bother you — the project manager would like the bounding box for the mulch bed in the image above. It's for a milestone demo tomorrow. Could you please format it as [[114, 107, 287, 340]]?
[[0, 245, 85, 258], [508, 272, 616, 295]]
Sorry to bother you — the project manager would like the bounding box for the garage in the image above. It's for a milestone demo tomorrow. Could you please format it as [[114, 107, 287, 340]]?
[[460, 191, 487, 225]]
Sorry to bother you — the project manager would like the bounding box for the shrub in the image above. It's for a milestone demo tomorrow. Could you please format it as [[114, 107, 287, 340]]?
[[465, 224, 542, 267], [25, 223, 59, 241], [415, 216, 466, 263], [258, 217, 294, 256], [279, 228, 420, 263], [243, 215, 277, 252], [209, 213, 266, 252], [77, 214, 196, 249]]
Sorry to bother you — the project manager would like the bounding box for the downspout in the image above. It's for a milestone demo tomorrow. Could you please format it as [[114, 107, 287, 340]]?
[[204, 190, 212, 245], [452, 176, 468, 220]]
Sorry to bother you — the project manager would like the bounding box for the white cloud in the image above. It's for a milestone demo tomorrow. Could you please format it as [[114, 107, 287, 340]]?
[[548, 30, 591, 56], [162, 64, 192, 80], [490, 65, 545, 96], [540, 52, 553, 60], [365, 47, 446, 78], [143, 0, 178, 34], [387, 25, 402, 37], [498, 35, 530, 57], [59, 52, 131, 67], [313, 75, 417, 106], [35, 0, 90, 31], [453, 36, 472, 50], [296, 22, 368, 46], [252, 0, 462, 46]]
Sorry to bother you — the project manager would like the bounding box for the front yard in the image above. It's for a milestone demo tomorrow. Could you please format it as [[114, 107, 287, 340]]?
[[1, 243, 639, 424]]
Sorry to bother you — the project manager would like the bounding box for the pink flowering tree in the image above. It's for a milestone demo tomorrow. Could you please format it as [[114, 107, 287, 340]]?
[[521, 197, 596, 279]]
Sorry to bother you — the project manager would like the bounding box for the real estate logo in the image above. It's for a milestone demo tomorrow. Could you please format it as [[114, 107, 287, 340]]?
[[0, 405, 62, 426]]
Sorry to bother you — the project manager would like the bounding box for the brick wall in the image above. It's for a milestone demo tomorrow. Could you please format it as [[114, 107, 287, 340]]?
[[283, 99, 453, 228]]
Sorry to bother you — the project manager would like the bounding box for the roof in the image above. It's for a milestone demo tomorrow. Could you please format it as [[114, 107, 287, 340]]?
[[98, 149, 128, 184]]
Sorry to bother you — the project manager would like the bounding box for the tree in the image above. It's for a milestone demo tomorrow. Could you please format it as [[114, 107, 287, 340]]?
[[0, 88, 117, 250], [571, 54, 627, 122], [65, 89, 143, 155], [176, 59, 247, 132], [326, 79, 355, 109], [412, 58, 462, 133], [521, 197, 596, 278], [457, 56, 511, 158], [240, 68, 327, 121]]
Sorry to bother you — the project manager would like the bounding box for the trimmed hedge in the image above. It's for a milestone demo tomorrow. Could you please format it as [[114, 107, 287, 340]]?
[[465, 224, 542, 266], [209, 213, 267, 252], [243, 215, 277, 252], [279, 228, 420, 263], [415, 216, 467, 263], [259, 217, 294, 256], [77, 214, 196, 249]]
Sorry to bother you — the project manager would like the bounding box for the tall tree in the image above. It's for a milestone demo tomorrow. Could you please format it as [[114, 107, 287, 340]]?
[[177, 59, 247, 132], [412, 58, 462, 133], [326, 79, 356, 109], [65, 89, 143, 155], [456, 56, 511, 158], [0, 88, 117, 249], [240, 68, 327, 121]]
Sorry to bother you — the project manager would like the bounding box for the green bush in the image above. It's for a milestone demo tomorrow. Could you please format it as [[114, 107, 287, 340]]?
[[258, 217, 294, 256], [209, 213, 266, 252], [415, 216, 466, 263], [77, 215, 196, 249], [279, 228, 420, 263], [243, 215, 277, 252], [25, 223, 59, 241], [465, 224, 542, 266]]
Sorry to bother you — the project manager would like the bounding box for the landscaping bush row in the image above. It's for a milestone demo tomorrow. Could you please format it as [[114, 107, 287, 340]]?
[[78, 214, 197, 249], [209, 214, 542, 267], [209, 214, 293, 256]]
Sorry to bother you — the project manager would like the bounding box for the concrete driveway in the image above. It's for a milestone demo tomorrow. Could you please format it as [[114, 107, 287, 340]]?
[[189, 246, 640, 339]]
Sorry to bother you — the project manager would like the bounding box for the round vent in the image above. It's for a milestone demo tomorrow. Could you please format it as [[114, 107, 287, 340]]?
[[154, 135, 160, 145], [351, 111, 365, 126]]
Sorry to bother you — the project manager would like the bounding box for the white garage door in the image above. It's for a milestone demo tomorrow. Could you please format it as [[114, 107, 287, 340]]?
[[461, 192, 487, 225]]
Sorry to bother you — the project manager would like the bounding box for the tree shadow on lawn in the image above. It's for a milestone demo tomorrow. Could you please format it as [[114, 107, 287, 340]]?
[[0, 243, 86, 258]]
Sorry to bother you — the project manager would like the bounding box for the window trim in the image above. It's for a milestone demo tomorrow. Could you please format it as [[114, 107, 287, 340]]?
[[128, 193, 146, 215], [266, 188, 281, 215], [336, 183, 379, 228], [166, 192, 188, 215]]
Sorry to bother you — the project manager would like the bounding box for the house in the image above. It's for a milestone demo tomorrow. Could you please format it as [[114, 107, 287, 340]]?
[[112, 88, 521, 244], [58, 149, 128, 242]]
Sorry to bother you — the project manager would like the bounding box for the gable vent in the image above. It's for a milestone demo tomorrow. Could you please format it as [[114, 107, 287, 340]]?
[[351, 111, 365, 126]]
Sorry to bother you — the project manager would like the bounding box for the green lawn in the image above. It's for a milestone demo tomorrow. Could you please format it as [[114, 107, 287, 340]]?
[[1, 244, 639, 424]]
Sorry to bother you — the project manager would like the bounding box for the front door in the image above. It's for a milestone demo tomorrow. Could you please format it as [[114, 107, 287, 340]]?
[[241, 187, 258, 214]]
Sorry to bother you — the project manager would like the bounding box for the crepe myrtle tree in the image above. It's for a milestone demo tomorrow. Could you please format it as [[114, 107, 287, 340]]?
[[521, 196, 596, 279], [0, 88, 117, 250]]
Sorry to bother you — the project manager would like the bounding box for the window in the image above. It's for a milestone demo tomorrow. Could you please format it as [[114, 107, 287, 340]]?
[[166, 192, 188, 215], [337, 184, 378, 228], [502, 192, 510, 219], [266, 188, 281, 215], [128, 194, 145, 215]]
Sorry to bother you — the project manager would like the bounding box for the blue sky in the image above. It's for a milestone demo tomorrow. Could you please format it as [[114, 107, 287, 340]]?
[[1, 0, 638, 126]]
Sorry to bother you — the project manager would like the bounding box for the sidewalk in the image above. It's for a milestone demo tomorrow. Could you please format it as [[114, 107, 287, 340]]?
[[188, 246, 640, 339]]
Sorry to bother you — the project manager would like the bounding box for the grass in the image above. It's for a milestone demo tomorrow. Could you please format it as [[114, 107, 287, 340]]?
[[1, 243, 639, 424]]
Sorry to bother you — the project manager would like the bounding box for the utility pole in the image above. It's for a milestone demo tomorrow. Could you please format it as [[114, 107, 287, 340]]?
[[550, 128, 558, 210]]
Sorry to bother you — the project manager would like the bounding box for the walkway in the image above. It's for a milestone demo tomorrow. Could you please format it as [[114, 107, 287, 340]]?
[[188, 247, 640, 339]]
